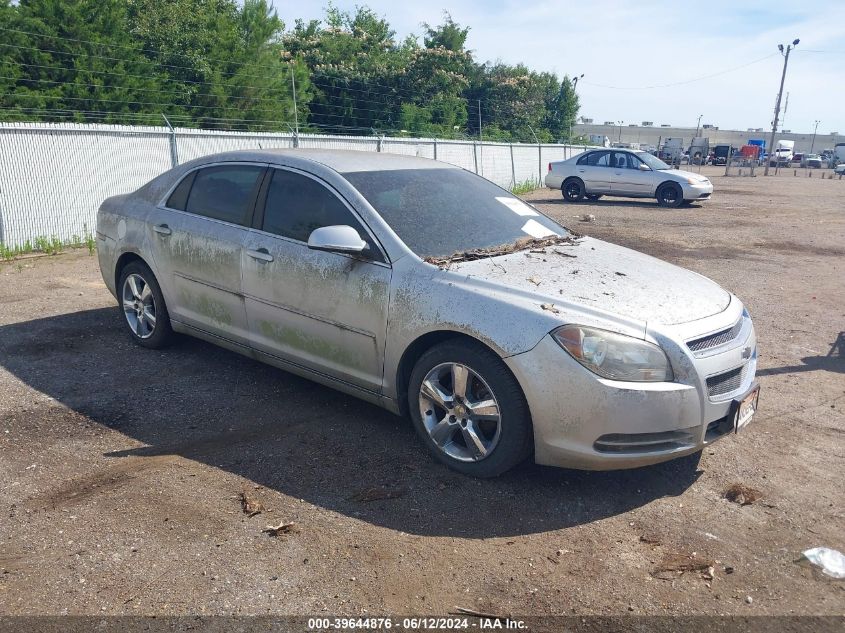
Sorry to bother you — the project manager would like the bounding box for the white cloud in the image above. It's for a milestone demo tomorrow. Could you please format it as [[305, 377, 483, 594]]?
[[272, 0, 845, 134]]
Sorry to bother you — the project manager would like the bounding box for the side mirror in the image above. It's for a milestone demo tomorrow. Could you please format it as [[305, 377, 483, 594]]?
[[307, 225, 368, 255], [638, 163, 651, 171]]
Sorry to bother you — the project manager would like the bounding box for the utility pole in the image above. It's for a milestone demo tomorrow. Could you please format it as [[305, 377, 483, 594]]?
[[765, 38, 799, 176], [690, 114, 703, 166], [477, 100, 482, 143], [290, 67, 299, 147], [810, 119, 820, 153], [569, 73, 584, 143], [477, 100, 483, 176], [617, 120, 623, 143]]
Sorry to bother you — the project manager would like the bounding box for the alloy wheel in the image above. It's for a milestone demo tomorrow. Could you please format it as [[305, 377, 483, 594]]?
[[418, 362, 502, 462], [122, 273, 157, 339]]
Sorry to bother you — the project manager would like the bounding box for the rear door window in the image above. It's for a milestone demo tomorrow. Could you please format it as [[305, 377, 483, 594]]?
[[185, 165, 264, 226], [578, 151, 610, 167], [166, 171, 196, 211]]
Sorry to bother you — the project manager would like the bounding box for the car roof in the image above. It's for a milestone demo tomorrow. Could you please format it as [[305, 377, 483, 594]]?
[[190, 148, 457, 173]]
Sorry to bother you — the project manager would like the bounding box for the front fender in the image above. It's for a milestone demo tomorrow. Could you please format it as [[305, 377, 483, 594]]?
[[381, 257, 645, 400]]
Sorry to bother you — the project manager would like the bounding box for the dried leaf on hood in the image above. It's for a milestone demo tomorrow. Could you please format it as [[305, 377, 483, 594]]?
[[527, 277, 542, 286], [541, 303, 560, 314]]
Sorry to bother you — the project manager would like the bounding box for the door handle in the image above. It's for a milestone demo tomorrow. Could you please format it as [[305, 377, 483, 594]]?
[[153, 224, 172, 236], [578, 169, 586, 173], [247, 248, 274, 263]]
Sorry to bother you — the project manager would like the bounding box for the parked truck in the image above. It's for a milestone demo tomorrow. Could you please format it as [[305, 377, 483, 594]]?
[[832, 143, 845, 167], [660, 138, 684, 163], [769, 140, 795, 167], [747, 139, 766, 164], [588, 134, 610, 147], [712, 144, 735, 166], [689, 137, 709, 165]]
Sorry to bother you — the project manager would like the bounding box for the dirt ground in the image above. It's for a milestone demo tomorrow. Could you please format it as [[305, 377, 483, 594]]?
[[0, 166, 843, 619]]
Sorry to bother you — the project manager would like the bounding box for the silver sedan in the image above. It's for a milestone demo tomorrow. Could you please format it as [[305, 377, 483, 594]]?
[[546, 148, 713, 207], [97, 149, 757, 477]]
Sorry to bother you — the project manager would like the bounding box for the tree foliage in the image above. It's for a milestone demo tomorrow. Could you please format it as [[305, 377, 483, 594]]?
[[0, 2, 579, 140]]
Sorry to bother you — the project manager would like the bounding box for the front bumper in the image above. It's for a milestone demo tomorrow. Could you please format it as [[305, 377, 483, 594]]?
[[681, 180, 714, 201], [505, 310, 756, 470]]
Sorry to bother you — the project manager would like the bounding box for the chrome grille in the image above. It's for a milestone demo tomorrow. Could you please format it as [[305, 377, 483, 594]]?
[[688, 318, 744, 352], [707, 364, 748, 398]]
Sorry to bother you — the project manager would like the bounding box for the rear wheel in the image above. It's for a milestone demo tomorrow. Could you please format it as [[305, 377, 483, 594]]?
[[656, 182, 683, 208], [408, 339, 533, 477], [562, 178, 585, 202], [118, 261, 174, 349]]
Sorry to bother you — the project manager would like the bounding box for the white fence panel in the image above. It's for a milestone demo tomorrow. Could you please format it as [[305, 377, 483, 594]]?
[[0, 122, 597, 248], [432, 140, 477, 173], [478, 143, 514, 188], [512, 144, 543, 185], [0, 123, 171, 248], [175, 128, 295, 163], [381, 138, 435, 159], [298, 134, 379, 153]]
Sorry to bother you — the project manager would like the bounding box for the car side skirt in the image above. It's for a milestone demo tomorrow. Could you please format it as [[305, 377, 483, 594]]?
[[171, 319, 400, 414]]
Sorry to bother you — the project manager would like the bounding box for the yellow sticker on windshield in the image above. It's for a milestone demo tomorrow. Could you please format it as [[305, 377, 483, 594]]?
[[496, 196, 538, 217]]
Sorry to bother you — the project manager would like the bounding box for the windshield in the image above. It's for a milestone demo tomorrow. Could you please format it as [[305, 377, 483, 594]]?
[[342, 168, 568, 258], [638, 153, 670, 170]]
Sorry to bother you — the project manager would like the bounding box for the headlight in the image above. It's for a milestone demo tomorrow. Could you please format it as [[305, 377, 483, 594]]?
[[685, 177, 706, 185], [552, 325, 674, 382]]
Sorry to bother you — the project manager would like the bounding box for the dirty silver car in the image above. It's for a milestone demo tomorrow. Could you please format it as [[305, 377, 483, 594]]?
[[97, 149, 758, 477], [545, 148, 713, 207]]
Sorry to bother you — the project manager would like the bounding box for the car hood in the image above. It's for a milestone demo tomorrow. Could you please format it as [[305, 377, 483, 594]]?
[[657, 168, 710, 182], [447, 236, 730, 326]]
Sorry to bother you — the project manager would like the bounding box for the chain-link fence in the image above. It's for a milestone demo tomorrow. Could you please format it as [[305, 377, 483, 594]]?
[[0, 122, 592, 249]]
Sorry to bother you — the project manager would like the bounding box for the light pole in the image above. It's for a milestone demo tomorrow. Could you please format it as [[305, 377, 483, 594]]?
[[568, 73, 584, 143], [810, 119, 820, 153], [617, 120, 623, 143], [694, 114, 703, 137], [765, 38, 799, 176]]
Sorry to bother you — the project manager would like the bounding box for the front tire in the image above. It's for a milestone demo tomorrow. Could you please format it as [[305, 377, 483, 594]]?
[[656, 182, 684, 208], [118, 261, 174, 349], [408, 339, 533, 477], [562, 178, 585, 202]]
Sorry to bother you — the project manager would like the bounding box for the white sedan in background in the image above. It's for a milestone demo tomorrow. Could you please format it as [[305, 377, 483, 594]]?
[[546, 148, 713, 207]]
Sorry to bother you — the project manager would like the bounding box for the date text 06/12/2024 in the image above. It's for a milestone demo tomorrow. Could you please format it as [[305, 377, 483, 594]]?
[[306, 617, 528, 630]]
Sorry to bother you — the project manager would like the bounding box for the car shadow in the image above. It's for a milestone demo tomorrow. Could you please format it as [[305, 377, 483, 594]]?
[[0, 308, 702, 539], [756, 332, 845, 377], [530, 196, 705, 210]]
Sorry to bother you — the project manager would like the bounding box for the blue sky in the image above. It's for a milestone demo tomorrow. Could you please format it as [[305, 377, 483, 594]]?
[[270, 0, 845, 134]]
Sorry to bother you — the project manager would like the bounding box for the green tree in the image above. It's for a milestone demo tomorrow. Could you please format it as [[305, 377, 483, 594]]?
[[545, 75, 580, 141], [422, 12, 469, 52], [0, 0, 165, 123]]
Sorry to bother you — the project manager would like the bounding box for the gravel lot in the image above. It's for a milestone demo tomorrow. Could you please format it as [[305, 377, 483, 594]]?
[[0, 166, 843, 618]]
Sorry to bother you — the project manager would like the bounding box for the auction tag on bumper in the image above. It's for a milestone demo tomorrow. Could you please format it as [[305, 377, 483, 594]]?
[[734, 385, 760, 433]]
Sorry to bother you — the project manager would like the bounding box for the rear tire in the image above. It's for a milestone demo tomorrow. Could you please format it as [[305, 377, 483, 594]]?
[[408, 339, 533, 478], [118, 261, 174, 349], [656, 182, 683, 208], [562, 178, 585, 202]]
